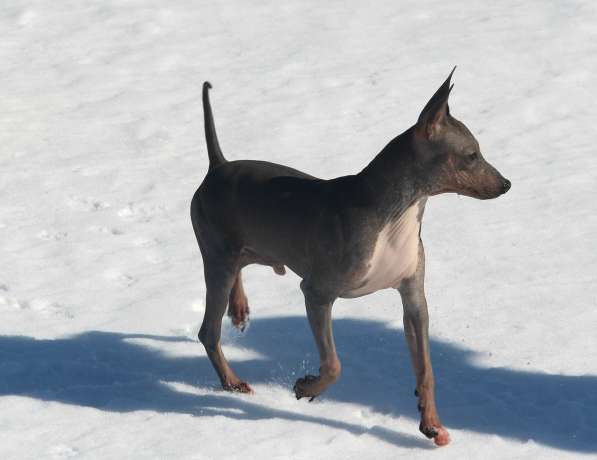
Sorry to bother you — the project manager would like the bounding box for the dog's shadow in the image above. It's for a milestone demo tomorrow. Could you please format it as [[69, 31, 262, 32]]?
[[1, 316, 595, 452]]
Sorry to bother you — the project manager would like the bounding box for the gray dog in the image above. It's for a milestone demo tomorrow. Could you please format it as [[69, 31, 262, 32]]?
[[191, 69, 510, 446]]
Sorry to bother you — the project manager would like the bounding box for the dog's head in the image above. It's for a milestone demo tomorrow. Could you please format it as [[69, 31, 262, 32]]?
[[413, 68, 510, 200]]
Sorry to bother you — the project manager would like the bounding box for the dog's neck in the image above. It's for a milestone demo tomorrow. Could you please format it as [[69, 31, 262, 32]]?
[[357, 126, 429, 221]]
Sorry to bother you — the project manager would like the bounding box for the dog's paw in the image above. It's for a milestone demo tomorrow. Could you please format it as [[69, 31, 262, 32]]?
[[293, 375, 320, 401], [223, 381, 253, 394], [228, 301, 250, 332], [230, 315, 250, 332], [419, 422, 450, 446]]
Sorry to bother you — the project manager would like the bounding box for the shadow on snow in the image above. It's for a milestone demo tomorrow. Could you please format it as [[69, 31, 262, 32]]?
[[1, 316, 595, 452]]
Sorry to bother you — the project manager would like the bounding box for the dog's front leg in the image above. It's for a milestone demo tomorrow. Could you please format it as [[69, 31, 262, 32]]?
[[293, 281, 341, 401], [398, 243, 450, 446]]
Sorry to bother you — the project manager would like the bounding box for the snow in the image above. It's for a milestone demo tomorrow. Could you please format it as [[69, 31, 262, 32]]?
[[1, 0, 596, 458]]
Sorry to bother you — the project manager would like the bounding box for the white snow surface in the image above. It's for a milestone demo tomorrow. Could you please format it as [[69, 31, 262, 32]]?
[[1, 1, 597, 459]]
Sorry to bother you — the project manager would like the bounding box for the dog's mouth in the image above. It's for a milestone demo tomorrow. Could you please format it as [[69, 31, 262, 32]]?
[[455, 186, 505, 200]]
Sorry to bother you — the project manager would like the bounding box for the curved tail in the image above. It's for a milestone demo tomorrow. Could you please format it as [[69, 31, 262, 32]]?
[[202, 82, 226, 171]]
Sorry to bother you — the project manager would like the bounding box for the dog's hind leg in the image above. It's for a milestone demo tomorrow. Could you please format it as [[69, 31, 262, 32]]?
[[293, 281, 341, 401], [227, 270, 250, 331], [199, 257, 252, 393]]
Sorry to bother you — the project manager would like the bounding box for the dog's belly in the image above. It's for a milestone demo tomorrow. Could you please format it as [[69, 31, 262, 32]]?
[[342, 202, 421, 298]]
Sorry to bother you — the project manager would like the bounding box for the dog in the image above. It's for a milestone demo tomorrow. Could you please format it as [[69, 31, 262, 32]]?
[[190, 69, 510, 446]]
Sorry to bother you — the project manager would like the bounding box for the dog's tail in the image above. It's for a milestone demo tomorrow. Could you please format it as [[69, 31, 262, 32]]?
[[202, 82, 227, 171]]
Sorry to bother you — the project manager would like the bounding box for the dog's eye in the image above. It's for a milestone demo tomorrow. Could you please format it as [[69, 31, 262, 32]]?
[[465, 152, 479, 163]]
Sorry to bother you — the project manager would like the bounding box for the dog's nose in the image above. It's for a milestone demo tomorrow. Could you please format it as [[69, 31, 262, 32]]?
[[502, 178, 511, 193]]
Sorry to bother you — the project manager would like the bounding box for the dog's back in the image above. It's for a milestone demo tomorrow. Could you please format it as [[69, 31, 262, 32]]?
[[192, 158, 326, 276]]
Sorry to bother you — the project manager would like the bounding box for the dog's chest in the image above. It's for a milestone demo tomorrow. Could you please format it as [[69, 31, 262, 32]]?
[[343, 202, 421, 298]]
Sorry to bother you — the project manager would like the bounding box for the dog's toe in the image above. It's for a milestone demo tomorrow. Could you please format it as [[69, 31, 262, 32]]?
[[419, 422, 450, 446], [433, 428, 450, 446], [293, 375, 319, 400], [224, 381, 254, 394], [419, 422, 438, 439], [229, 304, 250, 331]]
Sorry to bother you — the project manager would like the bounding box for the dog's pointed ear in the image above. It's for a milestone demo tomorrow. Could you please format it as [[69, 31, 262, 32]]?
[[417, 67, 456, 139]]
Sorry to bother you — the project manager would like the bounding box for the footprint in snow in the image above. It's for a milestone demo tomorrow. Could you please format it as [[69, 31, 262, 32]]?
[[133, 236, 159, 247], [103, 269, 137, 287], [0, 295, 27, 311], [87, 225, 123, 235], [17, 9, 38, 27], [37, 230, 68, 241], [47, 444, 79, 459], [67, 195, 110, 212], [29, 299, 74, 319], [145, 253, 164, 264], [0, 296, 73, 318], [118, 202, 166, 223]]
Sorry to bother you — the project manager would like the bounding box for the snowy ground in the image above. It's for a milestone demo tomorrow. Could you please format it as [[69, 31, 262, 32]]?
[[1, 1, 597, 458]]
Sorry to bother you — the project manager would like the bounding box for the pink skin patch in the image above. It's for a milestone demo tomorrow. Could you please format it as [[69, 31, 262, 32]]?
[[433, 427, 450, 446]]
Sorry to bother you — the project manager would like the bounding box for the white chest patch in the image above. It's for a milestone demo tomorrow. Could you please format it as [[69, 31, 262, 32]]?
[[343, 201, 421, 298]]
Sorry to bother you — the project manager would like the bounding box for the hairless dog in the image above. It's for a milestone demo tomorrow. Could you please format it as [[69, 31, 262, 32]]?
[[190, 69, 510, 446]]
